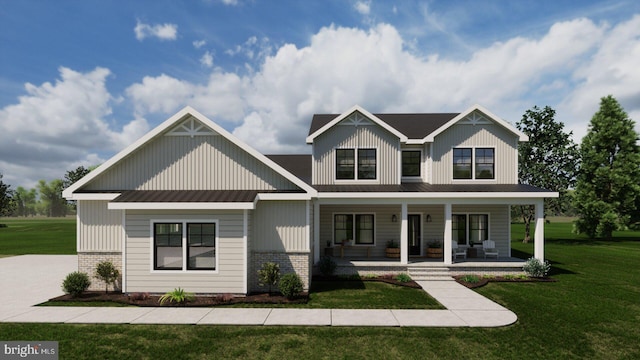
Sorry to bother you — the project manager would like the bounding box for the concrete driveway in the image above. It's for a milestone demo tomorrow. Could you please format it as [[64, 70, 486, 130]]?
[[0, 255, 77, 320]]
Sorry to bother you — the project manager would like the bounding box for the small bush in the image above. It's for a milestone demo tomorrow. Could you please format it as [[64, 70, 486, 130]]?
[[364, 273, 378, 279], [62, 271, 91, 297], [395, 273, 412, 283], [159, 287, 194, 305], [523, 257, 551, 278], [482, 274, 496, 280], [461, 275, 480, 284], [279, 273, 304, 299], [129, 292, 149, 301], [216, 293, 234, 303], [504, 274, 516, 280], [95, 261, 119, 294], [318, 256, 337, 276], [258, 262, 280, 294]]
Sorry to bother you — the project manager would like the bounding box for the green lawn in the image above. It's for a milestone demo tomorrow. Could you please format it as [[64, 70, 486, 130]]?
[[0, 217, 76, 255], [2, 219, 640, 358]]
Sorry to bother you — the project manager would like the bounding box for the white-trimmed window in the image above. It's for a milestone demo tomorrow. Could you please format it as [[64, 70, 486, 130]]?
[[334, 214, 375, 245], [452, 214, 489, 246], [153, 221, 217, 271], [335, 148, 377, 180], [453, 148, 495, 180]]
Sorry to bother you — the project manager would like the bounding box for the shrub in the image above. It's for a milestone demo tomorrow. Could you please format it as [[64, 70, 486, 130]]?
[[523, 257, 551, 278], [461, 275, 480, 284], [62, 271, 91, 297], [258, 262, 280, 295], [395, 273, 412, 283], [129, 292, 149, 301], [159, 287, 194, 305], [318, 256, 337, 276], [95, 261, 119, 294], [279, 273, 304, 299]]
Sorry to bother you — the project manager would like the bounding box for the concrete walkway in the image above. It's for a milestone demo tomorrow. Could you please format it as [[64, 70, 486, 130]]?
[[0, 255, 517, 327]]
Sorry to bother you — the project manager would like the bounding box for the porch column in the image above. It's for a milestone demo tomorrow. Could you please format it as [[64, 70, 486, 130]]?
[[534, 199, 545, 262], [400, 202, 408, 265], [443, 203, 452, 265], [313, 200, 320, 264]]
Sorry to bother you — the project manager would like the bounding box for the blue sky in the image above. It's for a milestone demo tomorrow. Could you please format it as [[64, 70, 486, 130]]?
[[1, 0, 640, 188]]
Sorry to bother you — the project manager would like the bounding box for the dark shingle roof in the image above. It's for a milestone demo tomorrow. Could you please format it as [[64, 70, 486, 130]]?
[[309, 113, 459, 139], [111, 190, 303, 203], [266, 155, 312, 184]]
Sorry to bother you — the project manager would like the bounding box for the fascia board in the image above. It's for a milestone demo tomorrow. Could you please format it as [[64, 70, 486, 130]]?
[[65, 193, 121, 201], [317, 191, 559, 199], [108, 202, 255, 210]]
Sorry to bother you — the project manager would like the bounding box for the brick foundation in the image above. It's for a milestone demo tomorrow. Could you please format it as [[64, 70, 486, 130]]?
[[78, 252, 123, 292], [250, 252, 310, 293]]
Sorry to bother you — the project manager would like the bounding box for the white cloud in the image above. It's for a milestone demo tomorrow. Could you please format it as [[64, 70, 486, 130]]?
[[225, 36, 272, 63], [0, 67, 149, 187], [221, 0, 239, 5], [200, 51, 214, 68], [193, 39, 206, 49], [134, 20, 178, 41], [354, 1, 371, 15]]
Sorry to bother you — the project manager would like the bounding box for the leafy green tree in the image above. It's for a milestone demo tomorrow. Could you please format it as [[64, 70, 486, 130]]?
[[574, 95, 640, 239], [0, 173, 14, 217], [95, 261, 120, 294], [516, 106, 580, 242], [37, 179, 67, 217], [63, 166, 91, 189], [13, 186, 38, 217]]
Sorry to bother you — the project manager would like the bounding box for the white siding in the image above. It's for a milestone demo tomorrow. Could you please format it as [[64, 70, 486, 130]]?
[[451, 204, 510, 256], [252, 201, 309, 252], [431, 122, 519, 184], [125, 210, 246, 294], [78, 200, 122, 252], [313, 123, 400, 185], [84, 135, 298, 191]]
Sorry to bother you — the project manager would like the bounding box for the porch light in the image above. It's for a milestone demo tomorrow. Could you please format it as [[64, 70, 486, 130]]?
[[391, 214, 398, 222], [426, 214, 432, 223]]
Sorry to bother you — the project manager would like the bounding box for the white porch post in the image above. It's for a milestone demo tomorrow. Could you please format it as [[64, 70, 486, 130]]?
[[534, 199, 545, 262], [443, 203, 452, 265], [400, 202, 408, 265], [313, 200, 320, 264]]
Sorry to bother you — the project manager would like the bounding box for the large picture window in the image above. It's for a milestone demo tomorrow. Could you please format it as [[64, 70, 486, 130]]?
[[451, 214, 489, 246], [453, 148, 495, 180], [154, 221, 217, 271], [402, 150, 421, 177], [335, 148, 377, 180], [334, 214, 375, 245]]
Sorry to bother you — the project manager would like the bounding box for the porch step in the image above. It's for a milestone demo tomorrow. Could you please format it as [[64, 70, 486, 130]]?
[[407, 267, 453, 281]]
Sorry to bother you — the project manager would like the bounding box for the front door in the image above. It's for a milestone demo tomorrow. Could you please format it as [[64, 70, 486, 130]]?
[[408, 214, 421, 256]]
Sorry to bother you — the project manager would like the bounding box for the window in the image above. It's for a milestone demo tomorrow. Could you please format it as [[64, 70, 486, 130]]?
[[154, 221, 217, 271], [451, 214, 489, 246], [402, 151, 421, 177], [453, 148, 495, 180], [336, 148, 377, 180], [334, 214, 375, 245]]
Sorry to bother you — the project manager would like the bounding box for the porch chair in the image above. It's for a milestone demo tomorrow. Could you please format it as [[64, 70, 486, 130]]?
[[482, 240, 499, 259], [451, 241, 466, 261]]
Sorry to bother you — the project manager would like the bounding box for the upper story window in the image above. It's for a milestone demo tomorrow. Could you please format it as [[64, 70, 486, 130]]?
[[336, 148, 377, 180], [402, 150, 421, 177], [453, 148, 494, 180]]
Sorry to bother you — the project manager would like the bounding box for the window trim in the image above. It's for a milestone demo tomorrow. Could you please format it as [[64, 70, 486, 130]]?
[[451, 213, 490, 246], [332, 213, 376, 246], [401, 149, 423, 179], [335, 147, 378, 182], [452, 147, 496, 181], [150, 219, 219, 273]]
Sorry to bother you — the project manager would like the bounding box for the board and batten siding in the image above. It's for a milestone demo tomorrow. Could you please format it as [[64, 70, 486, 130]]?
[[252, 201, 309, 252], [313, 123, 400, 185], [77, 200, 122, 252], [125, 210, 247, 294], [84, 134, 298, 191], [431, 122, 519, 184]]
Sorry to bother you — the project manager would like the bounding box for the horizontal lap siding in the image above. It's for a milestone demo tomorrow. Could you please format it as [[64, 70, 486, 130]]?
[[125, 210, 245, 294], [432, 120, 519, 184], [78, 200, 122, 252], [85, 133, 297, 191], [253, 201, 308, 252], [452, 204, 510, 255], [313, 124, 399, 185]]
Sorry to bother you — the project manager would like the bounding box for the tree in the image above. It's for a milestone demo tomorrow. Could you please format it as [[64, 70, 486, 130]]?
[[95, 261, 120, 294], [0, 173, 14, 217], [37, 179, 67, 217], [574, 95, 640, 239], [516, 106, 580, 242], [13, 187, 37, 217], [63, 166, 91, 189]]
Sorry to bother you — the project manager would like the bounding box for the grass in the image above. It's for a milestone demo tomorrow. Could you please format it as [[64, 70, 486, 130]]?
[[0, 217, 76, 255], [2, 218, 640, 358]]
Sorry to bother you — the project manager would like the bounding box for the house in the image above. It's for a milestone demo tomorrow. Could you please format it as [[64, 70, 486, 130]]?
[[63, 105, 557, 294]]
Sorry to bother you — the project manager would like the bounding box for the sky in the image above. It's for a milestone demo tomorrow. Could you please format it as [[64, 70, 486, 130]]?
[[1, 0, 640, 189]]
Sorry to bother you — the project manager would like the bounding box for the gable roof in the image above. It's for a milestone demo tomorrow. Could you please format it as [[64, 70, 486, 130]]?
[[63, 106, 317, 199], [306, 104, 527, 144]]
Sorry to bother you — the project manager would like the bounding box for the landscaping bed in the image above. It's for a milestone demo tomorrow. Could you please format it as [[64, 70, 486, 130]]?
[[311, 274, 422, 289], [454, 275, 557, 289]]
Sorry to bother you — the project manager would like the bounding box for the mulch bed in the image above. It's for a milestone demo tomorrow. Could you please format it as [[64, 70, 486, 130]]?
[[454, 275, 557, 289], [312, 274, 422, 289]]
